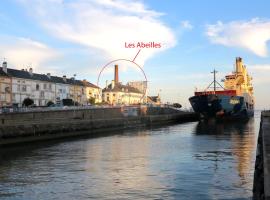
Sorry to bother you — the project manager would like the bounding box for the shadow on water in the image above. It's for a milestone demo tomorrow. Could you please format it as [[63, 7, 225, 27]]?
[[194, 118, 254, 136], [0, 129, 125, 157], [0, 122, 177, 165], [0, 120, 192, 160]]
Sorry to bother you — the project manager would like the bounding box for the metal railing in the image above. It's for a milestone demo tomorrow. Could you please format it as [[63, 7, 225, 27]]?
[[0, 103, 187, 115], [0, 105, 114, 114]]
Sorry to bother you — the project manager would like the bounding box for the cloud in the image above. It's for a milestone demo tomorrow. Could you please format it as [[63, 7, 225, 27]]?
[[250, 64, 270, 72], [249, 64, 270, 84], [17, 0, 176, 65], [206, 18, 270, 57], [180, 20, 193, 30], [246, 64, 270, 109], [0, 36, 60, 72]]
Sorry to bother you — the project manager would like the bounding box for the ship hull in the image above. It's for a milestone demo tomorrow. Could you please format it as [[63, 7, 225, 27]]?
[[189, 94, 254, 121]]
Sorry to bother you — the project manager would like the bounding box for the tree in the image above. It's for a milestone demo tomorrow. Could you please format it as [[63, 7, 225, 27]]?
[[172, 103, 182, 108], [62, 98, 74, 106], [88, 97, 96, 105], [46, 101, 54, 107], [22, 98, 34, 107]]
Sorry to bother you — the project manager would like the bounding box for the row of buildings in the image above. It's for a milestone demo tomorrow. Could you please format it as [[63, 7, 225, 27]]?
[[0, 61, 160, 107]]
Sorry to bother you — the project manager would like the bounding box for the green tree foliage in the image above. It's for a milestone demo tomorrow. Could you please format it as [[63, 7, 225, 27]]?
[[89, 97, 96, 105], [22, 98, 34, 107], [46, 101, 54, 107]]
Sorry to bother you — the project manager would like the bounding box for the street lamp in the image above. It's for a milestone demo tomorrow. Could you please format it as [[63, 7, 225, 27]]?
[[73, 74, 76, 107], [73, 74, 76, 117]]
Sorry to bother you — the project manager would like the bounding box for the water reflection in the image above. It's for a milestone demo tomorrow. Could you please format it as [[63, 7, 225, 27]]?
[[84, 130, 164, 196], [193, 118, 258, 198], [0, 115, 260, 200]]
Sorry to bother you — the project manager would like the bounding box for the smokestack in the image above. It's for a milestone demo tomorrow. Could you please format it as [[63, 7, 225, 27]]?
[[114, 64, 119, 84], [236, 57, 243, 73]]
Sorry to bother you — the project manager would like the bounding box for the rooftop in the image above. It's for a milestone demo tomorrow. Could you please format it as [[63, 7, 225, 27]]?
[[0, 66, 99, 88], [102, 83, 142, 94]]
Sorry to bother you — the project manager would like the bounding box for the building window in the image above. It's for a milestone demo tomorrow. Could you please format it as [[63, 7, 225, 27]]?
[[49, 84, 52, 90], [17, 85, 20, 92], [113, 93, 116, 97], [22, 85, 26, 92], [40, 91, 45, 98], [6, 87, 11, 94], [107, 97, 110, 101], [36, 84, 40, 91], [44, 84, 47, 89]]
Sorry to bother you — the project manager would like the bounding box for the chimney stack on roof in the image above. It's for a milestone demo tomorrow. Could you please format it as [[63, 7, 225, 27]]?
[[47, 73, 51, 79], [114, 64, 119, 84], [111, 80, 115, 89], [29, 67, 33, 75], [2, 61, 7, 73], [63, 75, 67, 82]]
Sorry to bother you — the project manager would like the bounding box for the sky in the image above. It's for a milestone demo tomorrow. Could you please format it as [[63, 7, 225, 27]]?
[[0, 0, 270, 109]]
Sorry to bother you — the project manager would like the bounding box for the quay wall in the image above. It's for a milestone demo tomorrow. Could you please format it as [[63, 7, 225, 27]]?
[[253, 111, 270, 200], [0, 107, 198, 145]]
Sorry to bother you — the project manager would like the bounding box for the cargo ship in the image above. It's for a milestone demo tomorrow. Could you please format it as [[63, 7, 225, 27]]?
[[189, 57, 254, 120]]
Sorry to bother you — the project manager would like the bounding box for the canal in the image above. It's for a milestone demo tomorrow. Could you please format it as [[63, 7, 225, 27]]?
[[0, 112, 260, 200]]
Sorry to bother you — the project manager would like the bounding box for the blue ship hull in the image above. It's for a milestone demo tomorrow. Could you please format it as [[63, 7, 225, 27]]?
[[189, 94, 254, 120]]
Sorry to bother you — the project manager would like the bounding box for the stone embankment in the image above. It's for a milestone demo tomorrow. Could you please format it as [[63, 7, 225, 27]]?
[[0, 106, 198, 145], [253, 111, 270, 200]]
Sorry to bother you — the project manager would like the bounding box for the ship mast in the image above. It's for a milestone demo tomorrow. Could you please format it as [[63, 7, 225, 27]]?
[[205, 69, 224, 93], [212, 69, 217, 93]]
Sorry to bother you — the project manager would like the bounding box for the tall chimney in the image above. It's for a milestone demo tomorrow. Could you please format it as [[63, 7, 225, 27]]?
[[114, 64, 119, 84]]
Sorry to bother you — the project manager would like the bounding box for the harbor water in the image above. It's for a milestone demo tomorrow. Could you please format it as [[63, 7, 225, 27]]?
[[0, 112, 260, 200]]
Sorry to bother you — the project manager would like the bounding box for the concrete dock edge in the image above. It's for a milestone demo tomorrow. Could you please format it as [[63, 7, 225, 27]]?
[[0, 107, 199, 145], [253, 111, 270, 200]]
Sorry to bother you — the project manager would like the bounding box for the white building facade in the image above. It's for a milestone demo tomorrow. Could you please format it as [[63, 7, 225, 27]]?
[[0, 62, 100, 107], [102, 81, 144, 105]]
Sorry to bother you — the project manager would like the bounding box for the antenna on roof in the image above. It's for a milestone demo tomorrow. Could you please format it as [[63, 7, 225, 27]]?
[[27, 62, 32, 69]]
